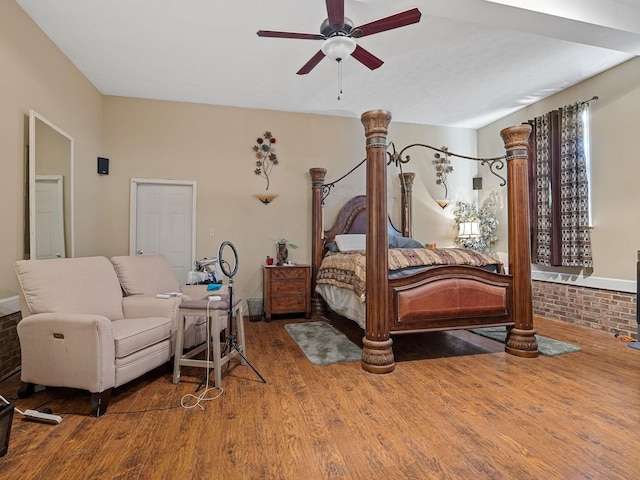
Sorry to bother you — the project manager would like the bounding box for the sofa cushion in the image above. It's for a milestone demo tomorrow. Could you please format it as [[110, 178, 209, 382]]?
[[111, 316, 173, 358], [111, 254, 181, 296], [15, 256, 125, 320]]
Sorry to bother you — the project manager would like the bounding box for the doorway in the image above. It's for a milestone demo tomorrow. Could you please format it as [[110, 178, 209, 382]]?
[[130, 179, 197, 284], [34, 175, 65, 259]]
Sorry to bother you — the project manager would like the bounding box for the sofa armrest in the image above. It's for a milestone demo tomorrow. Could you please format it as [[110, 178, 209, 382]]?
[[122, 295, 181, 320], [16, 313, 116, 393]]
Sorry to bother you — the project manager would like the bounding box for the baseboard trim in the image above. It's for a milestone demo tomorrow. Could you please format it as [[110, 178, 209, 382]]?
[[0, 367, 20, 384], [531, 270, 636, 293], [0, 296, 20, 317]]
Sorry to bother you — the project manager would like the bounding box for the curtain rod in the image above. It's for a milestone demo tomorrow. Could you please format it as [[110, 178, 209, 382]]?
[[580, 95, 598, 106]]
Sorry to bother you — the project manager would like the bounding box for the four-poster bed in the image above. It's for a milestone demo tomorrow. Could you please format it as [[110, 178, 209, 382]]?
[[309, 110, 538, 373]]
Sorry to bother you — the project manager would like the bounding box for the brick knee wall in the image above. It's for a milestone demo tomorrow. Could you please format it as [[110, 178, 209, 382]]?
[[0, 311, 21, 382], [532, 280, 637, 338]]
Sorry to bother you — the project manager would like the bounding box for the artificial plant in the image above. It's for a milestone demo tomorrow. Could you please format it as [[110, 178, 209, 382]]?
[[452, 198, 498, 254]]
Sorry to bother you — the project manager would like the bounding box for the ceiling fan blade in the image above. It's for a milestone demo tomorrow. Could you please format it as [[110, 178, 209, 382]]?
[[351, 8, 421, 38], [326, 0, 345, 31], [297, 50, 326, 75], [351, 45, 384, 70], [257, 30, 324, 40]]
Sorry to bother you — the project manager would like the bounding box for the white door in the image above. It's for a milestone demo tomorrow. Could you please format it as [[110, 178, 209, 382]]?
[[130, 179, 196, 284], [35, 175, 65, 259]]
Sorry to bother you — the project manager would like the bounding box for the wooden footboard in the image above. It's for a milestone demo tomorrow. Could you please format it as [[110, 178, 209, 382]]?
[[388, 266, 513, 332]]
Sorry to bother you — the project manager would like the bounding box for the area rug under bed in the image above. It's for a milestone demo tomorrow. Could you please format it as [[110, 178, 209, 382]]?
[[284, 321, 362, 365], [469, 327, 581, 356]]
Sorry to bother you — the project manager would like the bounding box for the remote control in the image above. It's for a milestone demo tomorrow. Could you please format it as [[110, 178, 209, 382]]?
[[156, 292, 182, 299]]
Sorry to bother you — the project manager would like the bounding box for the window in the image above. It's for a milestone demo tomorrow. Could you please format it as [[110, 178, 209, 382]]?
[[582, 106, 593, 228], [528, 101, 593, 268]]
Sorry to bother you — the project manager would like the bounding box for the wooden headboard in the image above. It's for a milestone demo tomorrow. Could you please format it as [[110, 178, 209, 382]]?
[[308, 169, 411, 315], [323, 195, 403, 247]]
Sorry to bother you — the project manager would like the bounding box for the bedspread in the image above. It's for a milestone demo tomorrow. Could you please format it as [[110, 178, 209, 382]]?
[[316, 248, 503, 301]]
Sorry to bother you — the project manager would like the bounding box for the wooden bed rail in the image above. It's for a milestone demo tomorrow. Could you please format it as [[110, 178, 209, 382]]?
[[361, 110, 395, 373], [500, 124, 538, 357], [309, 167, 327, 317], [400, 172, 415, 238]]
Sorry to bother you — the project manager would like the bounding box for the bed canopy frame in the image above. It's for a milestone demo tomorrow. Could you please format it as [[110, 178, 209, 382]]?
[[310, 110, 537, 374]]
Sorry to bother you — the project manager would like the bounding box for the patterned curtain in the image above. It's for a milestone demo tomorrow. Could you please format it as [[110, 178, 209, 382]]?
[[531, 111, 561, 265], [559, 103, 592, 267], [528, 103, 592, 268], [532, 113, 552, 265]]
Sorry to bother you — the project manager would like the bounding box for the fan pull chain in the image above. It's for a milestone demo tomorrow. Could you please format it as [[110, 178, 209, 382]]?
[[337, 60, 343, 101]]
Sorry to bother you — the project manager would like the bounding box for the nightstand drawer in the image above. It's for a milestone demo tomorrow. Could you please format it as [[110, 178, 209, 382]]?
[[272, 280, 306, 295], [271, 296, 306, 312], [270, 267, 307, 280]]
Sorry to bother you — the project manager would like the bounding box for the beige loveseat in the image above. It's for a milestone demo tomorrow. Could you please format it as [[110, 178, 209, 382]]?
[[110, 254, 217, 349], [109, 254, 245, 389], [15, 256, 176, 417]]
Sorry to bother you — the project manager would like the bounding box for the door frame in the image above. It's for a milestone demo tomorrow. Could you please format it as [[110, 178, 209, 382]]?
[[129, 178, 197, 266]]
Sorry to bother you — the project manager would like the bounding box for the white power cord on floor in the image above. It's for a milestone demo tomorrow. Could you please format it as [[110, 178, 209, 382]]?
[[180, 299, 224, 410], [0, 393, 62, 424]]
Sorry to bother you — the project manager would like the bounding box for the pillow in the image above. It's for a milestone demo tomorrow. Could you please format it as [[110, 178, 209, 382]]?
[[332, 235, 424, 251], [334, 234, 366, 252], [389, 236, 425, 249], [325, 241, 340, 253]]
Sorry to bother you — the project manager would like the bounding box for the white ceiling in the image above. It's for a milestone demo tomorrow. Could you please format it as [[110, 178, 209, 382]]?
[[16, 0, 640, 128]]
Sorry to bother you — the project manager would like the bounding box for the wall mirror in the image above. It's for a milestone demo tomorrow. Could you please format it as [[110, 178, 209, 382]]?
[[28, 110, 74, 259]]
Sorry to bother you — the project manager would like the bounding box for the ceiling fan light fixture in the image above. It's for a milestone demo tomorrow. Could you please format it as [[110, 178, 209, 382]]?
[[321, 36, 356, 62]]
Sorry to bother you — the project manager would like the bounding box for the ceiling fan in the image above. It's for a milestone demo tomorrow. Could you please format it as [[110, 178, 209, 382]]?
[[257, 0, 422, 75]]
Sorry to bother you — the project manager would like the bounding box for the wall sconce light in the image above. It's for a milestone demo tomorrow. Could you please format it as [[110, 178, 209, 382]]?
[[254, 194, 278, 205], [432, 147, 452, 209], [457, 221, 481, 238]]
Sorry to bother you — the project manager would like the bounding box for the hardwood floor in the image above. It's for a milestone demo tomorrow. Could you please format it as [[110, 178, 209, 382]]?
[[1, 315, 639, 479]]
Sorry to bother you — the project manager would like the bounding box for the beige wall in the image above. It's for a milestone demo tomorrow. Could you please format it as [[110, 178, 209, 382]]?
[[2, 1, 478, 304], [477, 56, 640, 284], [0, 1, 102, 299], [6, 0, 635, 307], [100, 98, 478, 302]]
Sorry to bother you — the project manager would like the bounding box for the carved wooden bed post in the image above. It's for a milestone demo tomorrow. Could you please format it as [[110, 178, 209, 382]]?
[[309, 167, 327, 317], [361, 110, 395, 373], [400, 172, 415, 238], [500, 125, 539, 357]]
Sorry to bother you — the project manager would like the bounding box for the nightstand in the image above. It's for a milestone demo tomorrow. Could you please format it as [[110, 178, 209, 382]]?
[[263, 265, 311, 321]]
